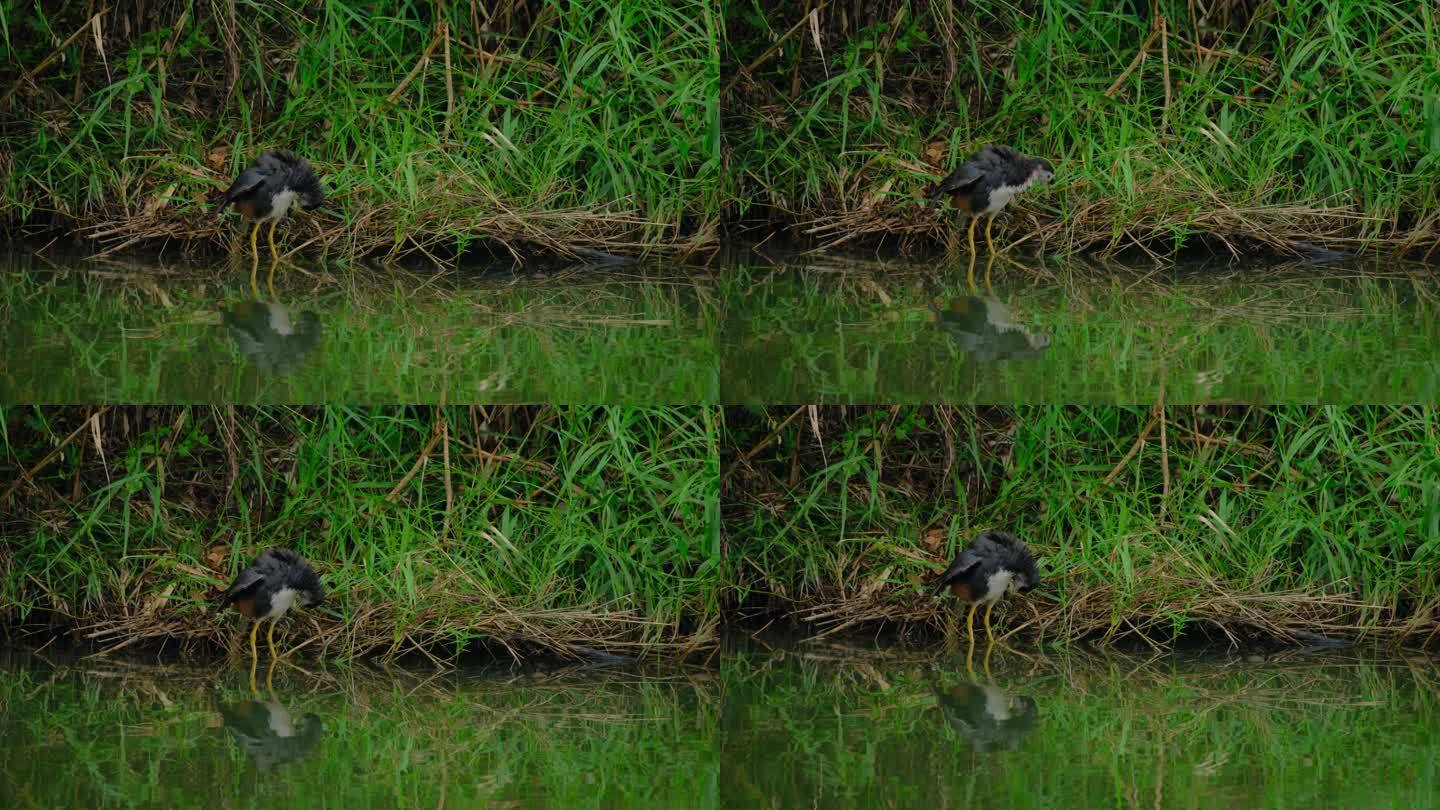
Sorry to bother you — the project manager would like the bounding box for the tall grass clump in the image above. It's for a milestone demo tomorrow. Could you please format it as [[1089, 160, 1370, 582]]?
[[723, 1, 1440, 257], [0, 405, 721, 659], [722, 405, 1440, 643], [0, 1, 720, 260]]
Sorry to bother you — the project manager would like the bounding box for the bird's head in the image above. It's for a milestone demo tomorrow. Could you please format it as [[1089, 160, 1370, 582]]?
[[298, 188, 326, 213], [291, 169, 326, 212], [1014, 561, 1041, 593], [1029, 158, 1055, 185], [301, 580, 326, 608]]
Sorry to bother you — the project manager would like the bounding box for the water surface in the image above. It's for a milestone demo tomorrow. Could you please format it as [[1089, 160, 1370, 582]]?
[[720, 252, 1440, 402], [1, 251, 718, 403], [723, 635, 1440, 809], [0, 646, 718, 808], [7, 248, 1439, 403]]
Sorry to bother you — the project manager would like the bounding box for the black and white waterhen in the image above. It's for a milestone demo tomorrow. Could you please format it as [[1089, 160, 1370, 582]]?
[[930, 680, 1039, 753], [219, 548, 325, 669], [215, 149, 325, 296], [216, 695, 324, 771], [931, 530, 1040, 645], [926, 145, 1054, 260], [930, 295, 1050, 363], [222, 300, 323, 376]]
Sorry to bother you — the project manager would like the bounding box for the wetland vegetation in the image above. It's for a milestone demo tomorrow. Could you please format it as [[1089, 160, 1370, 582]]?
[[5, 2, 1439, 263], [0, 1, 720, 260], [0, 405, 720, 660], [723, 405, 1440, 646], [724, 1, 1440, 258]]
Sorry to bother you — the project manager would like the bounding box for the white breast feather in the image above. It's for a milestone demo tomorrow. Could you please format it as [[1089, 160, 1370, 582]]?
[[981, 176, 1039, 215], [265, 587, 299, 619], [265, 189, 299, 221], [983, 570, 1015, 603], [266, 304, 295, 336]]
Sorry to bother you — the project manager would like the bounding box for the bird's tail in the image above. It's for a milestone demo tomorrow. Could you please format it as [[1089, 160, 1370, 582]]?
[[214, 195, 232, 216], [930, 576, 949, 598]]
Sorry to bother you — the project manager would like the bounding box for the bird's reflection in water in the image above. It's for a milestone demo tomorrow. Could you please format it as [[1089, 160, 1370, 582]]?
[[929, 678, 1039, 753], [222, 300, 322, 375], [930, 295, 1049, 362], [215, 693, 324, 771]]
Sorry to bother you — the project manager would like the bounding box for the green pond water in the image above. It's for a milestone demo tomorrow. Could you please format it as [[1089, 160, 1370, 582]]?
[[0, 646, 719, 809], [4, 248, 1440, 403], [723, 636, 1440, 809], [719, 252, 1440, 403], [4, 639, 1438, 808], [0, 251, 718, 403]]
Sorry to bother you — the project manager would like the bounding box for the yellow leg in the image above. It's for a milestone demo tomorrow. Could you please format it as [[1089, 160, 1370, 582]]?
[[984, 601, 996, 644], [247, 621, 260, 692], [965, 217, 979, 292], [266, 618, 278, 661], [266, 220, 283, 298], [265, 654, 278, 691], [984, 253, 996, 296], [984, 215, 997, 256], [248, 223, 261, 298], [965, 601, 979, 647], [983, 640, 995, 679]]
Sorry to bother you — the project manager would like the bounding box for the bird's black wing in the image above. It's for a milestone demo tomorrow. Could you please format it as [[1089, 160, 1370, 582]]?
[[931, 549, 982, 596], [221, 567, 265, 602], [926, 161, 984, 200], [215, 167, 268, 213]]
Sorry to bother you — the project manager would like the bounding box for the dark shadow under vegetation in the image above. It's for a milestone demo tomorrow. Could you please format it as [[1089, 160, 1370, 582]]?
[[721, 405, 1440, 647], [723, 1, 1440, 260], [0, 405, 720, 662]]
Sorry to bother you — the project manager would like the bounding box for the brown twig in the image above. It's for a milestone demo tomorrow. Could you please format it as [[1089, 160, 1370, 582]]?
[[723, 1, 831, 98], [1104, 412, 1161, 485], [385, 430, 445, 503], [1159, 14, 1172, 127], [387, 28, 448, 104], [722, 406, 809, 483], [1, 10, 106, 109], [1104, 27, 1162, 99], [2, 407, 110, 507]]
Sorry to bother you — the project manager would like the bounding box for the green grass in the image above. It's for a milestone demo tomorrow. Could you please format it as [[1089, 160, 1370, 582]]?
[[718, 257, 1440, 402], [723, 405, 1440, 642], [0, 651, 719, 808], [0, 1, 720, 258], [723, 640, 1440, 809], [0, 405, 721, 658], [724, 1, 1440, 256], [0, 259, 720, 404]]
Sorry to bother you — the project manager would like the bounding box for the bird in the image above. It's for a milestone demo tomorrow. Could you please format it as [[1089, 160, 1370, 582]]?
[[216, 695, 324, 771], [931, 530, 1039, 645], [222, 300, 323, 376], [930, 295, 1050, 362], [219, 548, 324, 685], [929, 680, 1038, 753], [215, 149, 325, 297], [926, 145, 1053, 287]]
